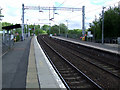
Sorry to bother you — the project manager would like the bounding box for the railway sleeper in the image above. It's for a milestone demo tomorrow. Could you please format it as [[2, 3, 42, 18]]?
[[70, 82, 92, 88], [60, 69, 76, 72]]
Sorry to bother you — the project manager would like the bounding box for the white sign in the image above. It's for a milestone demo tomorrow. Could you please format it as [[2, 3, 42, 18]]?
[[87, 31, 93, 37], [29, 28, 31, 30], [89, 34, 93, 37], [88, 31, 91, 35], [50, 34, 52, 37]]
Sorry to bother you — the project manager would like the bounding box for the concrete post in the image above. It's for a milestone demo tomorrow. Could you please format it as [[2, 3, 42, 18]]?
[[21, 4, 24, 41], [102, 9, 104, 44]]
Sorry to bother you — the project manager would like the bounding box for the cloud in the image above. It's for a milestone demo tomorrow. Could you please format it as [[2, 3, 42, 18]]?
[[90, 0, 106, 5], [0, 0, 119, 29]]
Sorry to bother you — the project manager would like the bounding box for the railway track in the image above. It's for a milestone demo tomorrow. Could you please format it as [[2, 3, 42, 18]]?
[[50, 37, 120, 79], [37, 36, 103, 89], [52, 37, 120, 68], [40, 35, 120, 88]]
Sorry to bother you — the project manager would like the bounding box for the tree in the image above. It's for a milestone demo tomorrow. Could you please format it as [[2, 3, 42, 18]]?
[[35, 29, 47, 35], [2, 22, 12, 27], [59, 23, 67, 34], [89, 6, 120, 40], [50, 25, 59, 35], [104, 7, 120, 38], [41, 25, 50, 31]]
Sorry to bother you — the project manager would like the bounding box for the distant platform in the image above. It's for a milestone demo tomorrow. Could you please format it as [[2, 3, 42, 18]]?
[[51, 36, 119, 55]]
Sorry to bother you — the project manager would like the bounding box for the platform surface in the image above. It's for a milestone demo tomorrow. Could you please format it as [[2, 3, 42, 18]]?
[[2, 37, 31, 88], [26, 38, 39, 88], [2, 36, 66, 89], [34, 36, 66, 89], [52, 36, 120, 55]]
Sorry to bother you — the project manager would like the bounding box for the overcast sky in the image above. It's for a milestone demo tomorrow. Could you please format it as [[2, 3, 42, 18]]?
[[0, 0, 120, 29]]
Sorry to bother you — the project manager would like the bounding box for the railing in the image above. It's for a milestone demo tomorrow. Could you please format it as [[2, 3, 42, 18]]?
[[59, 34, 119, 44], [2, 35, 14, 54]]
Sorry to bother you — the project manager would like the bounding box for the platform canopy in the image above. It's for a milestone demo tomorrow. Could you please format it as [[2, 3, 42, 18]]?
[[2, 24, 21, 30]]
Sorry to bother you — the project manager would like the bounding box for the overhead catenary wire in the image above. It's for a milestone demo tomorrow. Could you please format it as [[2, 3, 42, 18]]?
[[70, 0, 87, 7], [86, 1, 119, 13], [57, 0, 67, 7]]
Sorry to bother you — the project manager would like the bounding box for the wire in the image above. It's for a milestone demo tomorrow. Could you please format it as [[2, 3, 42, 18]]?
[[86, 1, 119, 13], [70, 0, 87, 7], [86, 7, 102, 13], [58, 0, 67, 7]]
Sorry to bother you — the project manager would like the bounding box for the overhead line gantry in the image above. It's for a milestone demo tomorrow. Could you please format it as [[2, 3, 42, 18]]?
[[21, 4, 85, 40]]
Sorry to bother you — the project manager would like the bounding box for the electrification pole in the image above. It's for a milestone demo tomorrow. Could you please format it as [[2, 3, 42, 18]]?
[[102, 7, 105, 44], [82, 6, 85, 37], [22, 4, 24, 41]]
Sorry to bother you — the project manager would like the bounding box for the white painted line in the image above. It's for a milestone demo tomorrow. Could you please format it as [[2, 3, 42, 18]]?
[[35, 36, 66, 88]]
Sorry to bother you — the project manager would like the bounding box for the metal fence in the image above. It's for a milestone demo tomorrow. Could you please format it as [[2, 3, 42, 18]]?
[[59, 34, 119, 44], [2, 34, 14, 54]]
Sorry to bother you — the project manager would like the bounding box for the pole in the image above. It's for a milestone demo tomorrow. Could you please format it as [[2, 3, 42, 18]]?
[[59, 23, 60, 35], [22, 4, 24, 41], [49, 7, 51, 34], [102, 7, 105, 44], [82, 6, 85, 37], [66, 20, 68, 38], [49, 7, 50, 20], [34, 23, 35, 36]]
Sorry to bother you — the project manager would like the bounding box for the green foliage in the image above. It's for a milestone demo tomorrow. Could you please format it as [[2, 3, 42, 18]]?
[[41, 25, 50, 31], [59, 23, 67, 34], [16, 28, 22, 34], [50, 25, 59, 35], [49, 23, 67, 35], [35, 29, 47, 35], [88, 19, 102, 39], [68, 29, 82, 38], [68, 29, 82, 35], [89, 6, 120, 40], [104, 7, 120, 38], [16, 35, 20, 41], [2, 22, 12, 27]]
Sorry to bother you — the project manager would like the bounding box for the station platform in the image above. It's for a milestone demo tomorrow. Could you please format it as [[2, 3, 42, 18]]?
[[29, 36, 66, 89], [51, 36, 120, 55], [2, 37, 32, 88], [2, 36, 66, 89]]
